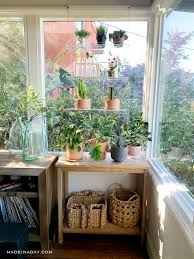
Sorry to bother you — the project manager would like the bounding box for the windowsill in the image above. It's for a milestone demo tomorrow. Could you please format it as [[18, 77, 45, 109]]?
[[148, 158, 194, 243]]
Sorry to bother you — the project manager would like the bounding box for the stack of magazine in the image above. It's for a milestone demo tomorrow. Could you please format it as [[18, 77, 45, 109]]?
[[0, 197, 39, 228]]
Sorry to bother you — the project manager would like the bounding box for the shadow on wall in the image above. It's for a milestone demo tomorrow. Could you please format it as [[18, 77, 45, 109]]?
[[147, 173, 194, 259]]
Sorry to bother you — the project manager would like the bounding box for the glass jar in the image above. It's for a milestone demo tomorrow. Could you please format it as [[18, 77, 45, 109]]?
[[22, 117, 48, 161], [8, 118, 24, 157], [22, 120, 38, 161]]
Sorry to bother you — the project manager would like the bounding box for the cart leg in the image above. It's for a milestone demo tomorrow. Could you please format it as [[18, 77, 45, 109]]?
[[141, 171, 148, 247], [57, 168, 63, 244]]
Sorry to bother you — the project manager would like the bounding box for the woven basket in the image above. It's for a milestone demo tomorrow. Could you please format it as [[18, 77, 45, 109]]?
[[66, 190, 107, 229], [109, 184, 140, 228]]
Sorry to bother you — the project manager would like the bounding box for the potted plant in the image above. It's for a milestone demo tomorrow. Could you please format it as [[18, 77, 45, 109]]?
[[96, 25, 107, 48], [84, 114, 115, 160], [109, 30, 128, 47], [75, 29, 90, 46], [111, 124, 128, 162], [76, 79, 91, 110], [61, 124, 84, 161], [127, 113, 152, 157], [104, 87, 120, 111]]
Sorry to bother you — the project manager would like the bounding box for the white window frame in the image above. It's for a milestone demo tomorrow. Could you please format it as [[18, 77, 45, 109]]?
[[148, 0, 194, 241]]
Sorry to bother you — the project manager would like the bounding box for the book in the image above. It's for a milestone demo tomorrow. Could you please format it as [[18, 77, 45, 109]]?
[[0, 182, 22, 191], [4, 197, 14, 222], [0, 197, 9, 223], [24, 198, 39, 225], [17, 197, 36, 228], [13, 197, 30, 227], [10, 197, 22, 223]]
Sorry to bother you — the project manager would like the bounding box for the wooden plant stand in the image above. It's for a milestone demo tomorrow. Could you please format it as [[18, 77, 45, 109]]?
[[56, 153, 149, 246], [0, 151, 57, 250]]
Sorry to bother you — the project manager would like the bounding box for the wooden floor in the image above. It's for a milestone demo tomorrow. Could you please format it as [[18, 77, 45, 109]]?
[[29, 235, 149, 259]]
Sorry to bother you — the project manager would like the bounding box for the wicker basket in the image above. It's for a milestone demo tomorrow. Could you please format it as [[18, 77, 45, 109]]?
[[66, 190, 107, 229], [109, 184, 140, 228]]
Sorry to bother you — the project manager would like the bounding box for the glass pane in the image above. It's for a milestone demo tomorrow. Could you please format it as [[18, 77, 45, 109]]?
[[0, 18, 26, 149], [158, 10, 194, 197], [43, 21, 147, 151]]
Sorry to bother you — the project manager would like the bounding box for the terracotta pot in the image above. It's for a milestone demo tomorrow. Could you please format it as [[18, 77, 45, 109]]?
[[76, 99, 91, 110], [128, 145, 142, 157], [104, 99, 120, 111], [99, 141, 109, 160], [66, 144, 83, 160]]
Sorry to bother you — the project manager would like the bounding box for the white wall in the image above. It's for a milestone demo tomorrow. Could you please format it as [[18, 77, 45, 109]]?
[[68, 172, 137, 193], [147, 170, 194, 259]]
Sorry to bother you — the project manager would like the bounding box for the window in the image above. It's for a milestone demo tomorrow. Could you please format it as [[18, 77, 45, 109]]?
[[157, 10, 194, 197], [0, 17, 26, 149], [42, 21, 148, 150]]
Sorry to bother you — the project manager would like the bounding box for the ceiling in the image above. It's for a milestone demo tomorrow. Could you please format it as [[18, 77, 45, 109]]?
[[0, 0, 153, 7]]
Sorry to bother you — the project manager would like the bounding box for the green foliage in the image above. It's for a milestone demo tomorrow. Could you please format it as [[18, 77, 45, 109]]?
[[57, 123, 83, 151], [89, 143, 102, 161], [75, 29, 90, 39], [127, 113, 151, 146], [77, 79, 87, 99], [109, 30, 127, 39], [0, 20, 26, 148], [83, 113, 116, 142], [96, 25, 107, 36], [111, 121, 128, 148]]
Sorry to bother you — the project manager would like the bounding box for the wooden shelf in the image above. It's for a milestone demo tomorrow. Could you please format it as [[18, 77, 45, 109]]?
[[63, 221, 141, 236], [0, 191, 38, 198]]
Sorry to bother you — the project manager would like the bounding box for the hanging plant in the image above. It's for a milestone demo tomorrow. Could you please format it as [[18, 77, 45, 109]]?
[[75, 29, 90, 45], [109, 30, 128, 48], [96, 25, 107, 48]]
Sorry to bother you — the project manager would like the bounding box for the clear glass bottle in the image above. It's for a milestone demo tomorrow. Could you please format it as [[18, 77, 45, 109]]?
[[22, 117, 48, 161], [8, 118, 24, 157], [22, 120, 38, 161]]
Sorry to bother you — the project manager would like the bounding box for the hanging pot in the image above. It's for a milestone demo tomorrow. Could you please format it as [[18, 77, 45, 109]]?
[[96, 34, 107, 48], [109, 32, 128, 48]]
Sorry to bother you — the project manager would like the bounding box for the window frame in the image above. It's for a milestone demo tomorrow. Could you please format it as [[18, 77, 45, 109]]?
[[148, 3, 194, 235]]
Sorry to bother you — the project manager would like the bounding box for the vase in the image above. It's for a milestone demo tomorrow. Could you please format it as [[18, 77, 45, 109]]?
[[22, 121, 38, 161], [8, 118, 24, 157], [22, 117, 48, 161]]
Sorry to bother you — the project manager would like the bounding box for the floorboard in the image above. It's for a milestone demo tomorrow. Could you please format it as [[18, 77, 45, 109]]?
[[28, 235, 149, 259]]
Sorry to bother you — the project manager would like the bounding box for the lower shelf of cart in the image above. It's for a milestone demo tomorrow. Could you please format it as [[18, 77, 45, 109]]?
[[63, 221, 141, 235]]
